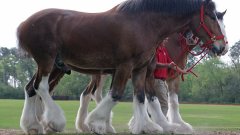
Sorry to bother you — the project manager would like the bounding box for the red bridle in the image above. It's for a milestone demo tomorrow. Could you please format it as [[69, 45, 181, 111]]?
[[167, 5, 227, 81], [175, 4, 228, 81], [196, 5, 226, 49]]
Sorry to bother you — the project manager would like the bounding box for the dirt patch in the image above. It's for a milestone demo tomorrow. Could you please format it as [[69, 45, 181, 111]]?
[[1, 129, 240, 135], [0, 129, 23, 135], [195, 131, 240, 135]]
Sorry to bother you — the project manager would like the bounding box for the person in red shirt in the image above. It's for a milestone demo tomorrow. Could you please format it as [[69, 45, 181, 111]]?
[[154, 39, 188, 116]]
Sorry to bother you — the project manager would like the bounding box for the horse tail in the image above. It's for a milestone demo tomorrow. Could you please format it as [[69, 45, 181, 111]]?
[[17, 21, 31, 57]]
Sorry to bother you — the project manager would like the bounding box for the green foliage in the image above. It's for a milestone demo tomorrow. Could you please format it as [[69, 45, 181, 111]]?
[[54, 72, 91, 99]]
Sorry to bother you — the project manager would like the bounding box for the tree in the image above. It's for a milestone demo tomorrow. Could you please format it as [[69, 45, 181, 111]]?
[[229, 40, 240, 74]]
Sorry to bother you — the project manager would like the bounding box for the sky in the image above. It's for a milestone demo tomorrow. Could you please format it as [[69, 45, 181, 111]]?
[[0, 0, 239, 63]]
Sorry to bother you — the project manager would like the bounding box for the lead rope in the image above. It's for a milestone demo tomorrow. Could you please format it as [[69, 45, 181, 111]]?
[[167, 33, 210, 81]]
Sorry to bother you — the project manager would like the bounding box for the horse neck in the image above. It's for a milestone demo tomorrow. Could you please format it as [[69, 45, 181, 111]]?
[[165, 33, 189, 69], [137, 13, 192, 42]]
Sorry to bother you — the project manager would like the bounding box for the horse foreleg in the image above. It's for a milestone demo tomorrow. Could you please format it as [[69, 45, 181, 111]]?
[[146, 95, 181, 133], [20, 74, 44, 134], [167, 88, 193, 134], [85, 64, 130, 134], [144, 61, 180, 133], [128, 68, 162, 134]]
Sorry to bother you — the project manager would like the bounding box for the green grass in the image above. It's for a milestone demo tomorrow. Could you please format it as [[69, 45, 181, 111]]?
[[0, 99, 240, 132]]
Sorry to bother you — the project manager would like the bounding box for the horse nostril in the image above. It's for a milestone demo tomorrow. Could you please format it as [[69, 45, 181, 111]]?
[[212, 46, 218, 55], [221, 47, 225, 52]]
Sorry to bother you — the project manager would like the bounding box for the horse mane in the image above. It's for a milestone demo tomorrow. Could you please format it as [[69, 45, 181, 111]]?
[[117, 0, 215, 16]]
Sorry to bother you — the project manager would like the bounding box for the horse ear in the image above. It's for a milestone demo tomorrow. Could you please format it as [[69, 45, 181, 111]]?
[[222, 9, 227, 16], [216, 10, 227, 20]]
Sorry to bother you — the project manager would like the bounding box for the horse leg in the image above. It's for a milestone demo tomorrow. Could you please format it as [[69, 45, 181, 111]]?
[[85, 64, 131, 134], [144, 61, 180, 133], [167, 78, 193, 134], [33, 59, 66, 133], [93, 75, 107, 103], [20, 73, 44, 134], [91, 74, 116, 133], [75, 75, 98, 133], [48, 66, 66, 95], [20, 66, 66, 134], [128, 67, 162, 134]]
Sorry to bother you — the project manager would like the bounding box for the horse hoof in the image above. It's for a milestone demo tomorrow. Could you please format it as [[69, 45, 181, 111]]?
[[88, 121, 106, 134], [128, 116, 163, 134], [42, 120, 65, 133], [76, 123, 90, 133], [162, 123, 181, 133], [106, 125, 116, 133], [27, 129, 39, 135], [174, 122, 194, 134], [20, 119, 44, 134]]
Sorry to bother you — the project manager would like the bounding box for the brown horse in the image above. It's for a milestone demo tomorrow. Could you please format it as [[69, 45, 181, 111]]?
[[18, 0, 228, 134]]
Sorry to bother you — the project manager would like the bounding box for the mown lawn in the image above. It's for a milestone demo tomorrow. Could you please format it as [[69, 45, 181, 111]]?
[[0, 99, 240, 133]]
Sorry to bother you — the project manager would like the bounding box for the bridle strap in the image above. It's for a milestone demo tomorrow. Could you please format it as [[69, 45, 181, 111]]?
[[168, 32, 209, 81], [196, 5, 225, 48], [167, 5, 227, 81]]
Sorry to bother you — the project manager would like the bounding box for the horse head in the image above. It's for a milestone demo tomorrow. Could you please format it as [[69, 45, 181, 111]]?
[[190, 0, 228, 56]]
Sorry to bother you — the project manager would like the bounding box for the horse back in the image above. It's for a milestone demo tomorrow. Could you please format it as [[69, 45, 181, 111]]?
[[17, 8, 155, 70]]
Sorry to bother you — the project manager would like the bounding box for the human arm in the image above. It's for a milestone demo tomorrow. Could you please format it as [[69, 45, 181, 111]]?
[[168, 62, 189, 74], [156, 62, 170, 69]]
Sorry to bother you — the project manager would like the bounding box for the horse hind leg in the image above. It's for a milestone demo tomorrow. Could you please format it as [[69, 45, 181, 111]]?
[[20, 73, 44, 134], [92, 75, 107, 104], [75, 75, 97, 133], [33, 58, 66, 133], [20, 65, 67, 134]]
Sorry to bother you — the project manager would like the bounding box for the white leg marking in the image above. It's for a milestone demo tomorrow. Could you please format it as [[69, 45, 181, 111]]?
[[36, 75, 66, 133], [167, 91, 193, 134], [93, 75, 107, 104], [91, 75, 115, 133], [146, 96, 180, 133], [85, 94, 116, 134], [75, 93, 91, 133], [20, 91, 44, 134], [75, 93, 91, 132], [128, 96, 163, 134]]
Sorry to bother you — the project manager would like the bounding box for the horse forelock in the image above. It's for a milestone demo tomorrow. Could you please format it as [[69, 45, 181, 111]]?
[[117, 0, 203, 16]]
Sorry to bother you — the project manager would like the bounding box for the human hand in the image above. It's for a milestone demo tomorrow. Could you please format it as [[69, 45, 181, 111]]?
[[181, 69, 189, 74], [168, 62, 176, 68]]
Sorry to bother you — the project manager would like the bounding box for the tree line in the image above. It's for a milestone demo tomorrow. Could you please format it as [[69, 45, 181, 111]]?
[[0, 41, 239, 103]]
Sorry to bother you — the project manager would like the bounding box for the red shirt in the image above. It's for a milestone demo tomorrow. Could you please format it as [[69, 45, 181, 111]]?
[[154, 46, 172, 79]]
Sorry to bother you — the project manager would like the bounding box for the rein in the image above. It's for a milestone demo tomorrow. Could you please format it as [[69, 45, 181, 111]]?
[[170, 33, 208, 81]]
